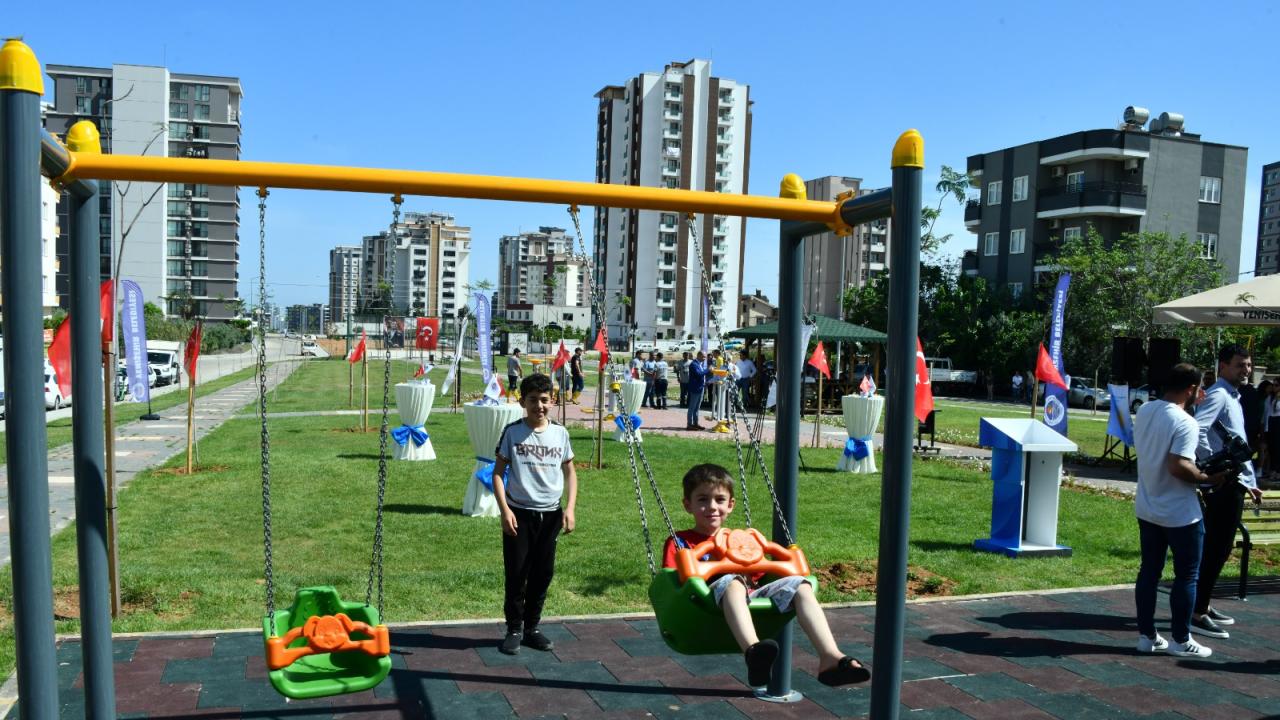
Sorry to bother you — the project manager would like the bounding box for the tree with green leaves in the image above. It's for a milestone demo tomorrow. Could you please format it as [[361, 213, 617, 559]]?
[[920, 165, 972, 256]]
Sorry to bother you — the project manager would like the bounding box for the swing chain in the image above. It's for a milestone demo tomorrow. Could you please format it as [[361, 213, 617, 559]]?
[[733, 385, 794, 546], [616, 385, 677, 545], [726, 388, 753, 529], [256, 188, 275, 619], [367, 195, 401, 616], [567, 205, 612, 460]]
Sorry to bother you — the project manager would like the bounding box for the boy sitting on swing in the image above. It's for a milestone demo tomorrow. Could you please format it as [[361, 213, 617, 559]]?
[[662, 463, 870, 688]]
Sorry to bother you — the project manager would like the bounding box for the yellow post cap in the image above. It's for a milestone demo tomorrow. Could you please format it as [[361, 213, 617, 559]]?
[[778, 173, 807, 200], [66, 121, 101, 154], [0, 38, 44, 94], [892, 129, 924, 169]]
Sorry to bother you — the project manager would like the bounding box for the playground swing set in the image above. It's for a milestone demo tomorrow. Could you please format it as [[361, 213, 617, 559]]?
[[0, 38, 924, 718]]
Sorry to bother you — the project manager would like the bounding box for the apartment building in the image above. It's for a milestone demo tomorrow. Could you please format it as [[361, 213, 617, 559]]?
[[286, 304, 327, 335], [739, 290, 777, 327], [328, 245, 362, 324], [962, 108, 1248, 294], [362, 212, 470, 319], [1256, 162, 1280, 276], [801, 176, 891, 318], [593, 59, 750, 343], [496, 227, 587, 316], [44, 63, 243, 320]]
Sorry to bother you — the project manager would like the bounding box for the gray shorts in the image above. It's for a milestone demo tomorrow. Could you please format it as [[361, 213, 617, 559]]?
[[708, 574, 813, 613]]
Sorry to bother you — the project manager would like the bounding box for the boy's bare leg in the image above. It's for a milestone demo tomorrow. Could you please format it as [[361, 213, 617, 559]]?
[[792, 582, 857, 671], [721, 580, 760, 651]]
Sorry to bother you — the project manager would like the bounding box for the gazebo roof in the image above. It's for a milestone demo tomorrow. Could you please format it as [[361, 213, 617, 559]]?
[[727, 315, 887, 343]]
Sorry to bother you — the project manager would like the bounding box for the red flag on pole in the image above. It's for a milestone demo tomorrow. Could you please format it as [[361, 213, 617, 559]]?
[[807, 341, 831, 379], [1035, 342, 1068, 390], [593, 329, 609, 370], [99, 279, 114, 345], [914, 337, 934, 423], [184, 321, 203, 382], [47, 316, 72, 396], [348, 330, 367, 364], [415, 317, 439, 350], [413, 363, 426, 378], [552, 341, 570, 373]]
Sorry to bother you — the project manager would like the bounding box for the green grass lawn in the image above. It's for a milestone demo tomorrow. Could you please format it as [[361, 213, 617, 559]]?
[[1, 362, 1274, 679], [0, 365, 260, 464]]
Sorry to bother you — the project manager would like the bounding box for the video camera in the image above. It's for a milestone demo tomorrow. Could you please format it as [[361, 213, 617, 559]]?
[[1196, 420, 1253, 480]]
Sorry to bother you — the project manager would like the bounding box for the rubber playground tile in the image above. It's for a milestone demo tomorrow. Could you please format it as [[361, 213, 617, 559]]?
[[726, 693, 840, 719], [956, 697, 1059, 719], [132, 635, 215, 660], [669, 652, 751, 685], [422, 690, 516, 719], [1087, 685, 1200, 717], [599, 655, 696, 685], [896, 708, 983, 720], [783, 671, 872, 718], [209, 631, 265, 659], [474, 641, 565, 669], [1154, 677, 1265, 708], [1023, 690, 1161, 719], [613, 633, 683, 659], [501, 683, 604, 717], [452, 662, 534, 694], [941, 672, 1043, 702], [899, 678, 982, 710], [114, 679, 203, 717], [666, 673, 757, 705], [931, 651, 1027, 677], [554, 637, 634, 664], [900, 656, 964, 682], [564, 619, 643, 641]]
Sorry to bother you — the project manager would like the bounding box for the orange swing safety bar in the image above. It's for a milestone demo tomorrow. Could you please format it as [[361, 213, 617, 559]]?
[[673, 528, 811, 584], [264, 613, 391, 671]]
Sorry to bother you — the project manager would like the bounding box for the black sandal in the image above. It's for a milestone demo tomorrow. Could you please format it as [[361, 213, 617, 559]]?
[[817, 656, 871, 686], [744, 639, 779, 687]]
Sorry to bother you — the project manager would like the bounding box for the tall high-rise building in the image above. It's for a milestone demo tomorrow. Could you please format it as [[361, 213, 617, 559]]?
[[593, 59, 751, 343], [362, 212, 470, 319], [801, 176, 891, 318], [328, 245, 362, 324], [285, 304, 327, 334], [962, 108, 1248, 294], [44, 64, 244, 320], [1255, 162, 1280, 276], [497, 227, 587, 316]]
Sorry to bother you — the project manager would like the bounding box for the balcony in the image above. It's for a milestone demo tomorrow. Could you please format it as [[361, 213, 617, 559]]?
[[967, 155, 983, 177], [717, 113, 732, 125], [1036, 181, 1147, 219], [663, 125, 682, 139], [662, 164, 679, 177], [1039, 130, 1150, 164], [663, 106, 682, 120], [964, 199, 982, 229], [663, 146, 681, 158], [719, 94, 733, 107], [717, 133, 734, 144]]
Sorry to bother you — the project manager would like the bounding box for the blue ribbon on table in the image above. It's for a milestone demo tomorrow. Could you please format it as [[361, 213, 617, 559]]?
[[844, 436, 872, 461], [391, 424, 429, 448], [614, 414, 643, 432], [474, 456, 508, 492]]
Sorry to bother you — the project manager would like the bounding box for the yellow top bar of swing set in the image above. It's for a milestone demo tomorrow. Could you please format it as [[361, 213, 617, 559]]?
[[56, 152, 843, 224]]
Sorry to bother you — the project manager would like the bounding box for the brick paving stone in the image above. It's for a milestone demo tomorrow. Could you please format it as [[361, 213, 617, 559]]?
[[899, 678, 981, 710], [956, 697, 1059, 719]]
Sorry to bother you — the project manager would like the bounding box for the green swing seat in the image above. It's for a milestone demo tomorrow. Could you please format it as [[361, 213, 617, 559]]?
[[648, 568, 818, 655], [262, 586, 392, 700]]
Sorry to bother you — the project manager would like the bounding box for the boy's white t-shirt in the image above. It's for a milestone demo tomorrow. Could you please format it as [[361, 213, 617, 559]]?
[[1134, 399, 1203, 528], [496, 420, 574, 511]]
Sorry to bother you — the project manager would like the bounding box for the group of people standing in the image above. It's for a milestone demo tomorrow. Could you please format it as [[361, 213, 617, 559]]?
[[1133, 343, 1265, 658], [628, 349, 759, 431]]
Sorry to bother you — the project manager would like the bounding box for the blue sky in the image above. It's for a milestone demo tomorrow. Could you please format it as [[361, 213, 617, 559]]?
[[11, 1, 1277, 311]]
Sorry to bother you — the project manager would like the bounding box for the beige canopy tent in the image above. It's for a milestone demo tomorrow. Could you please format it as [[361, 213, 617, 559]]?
[[1153, 274, 1280, 326]]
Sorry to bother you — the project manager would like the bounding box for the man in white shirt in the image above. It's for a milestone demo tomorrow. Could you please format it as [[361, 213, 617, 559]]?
[[1011, 372, 1024, 402], [735, 351, 757, 406], [1134, 362, 1226, 658]]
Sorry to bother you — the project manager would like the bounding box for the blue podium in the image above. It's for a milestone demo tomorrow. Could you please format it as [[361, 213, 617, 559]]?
[[974, 418, 1077, 558]]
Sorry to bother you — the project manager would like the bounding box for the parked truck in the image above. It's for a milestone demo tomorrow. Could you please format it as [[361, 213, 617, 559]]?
[[148, 340, 182, 387], [926, 357, 978, 395]]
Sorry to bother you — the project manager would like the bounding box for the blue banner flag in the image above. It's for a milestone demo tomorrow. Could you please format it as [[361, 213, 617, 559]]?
[[120, 280, 150, 404], [1043, 273, 1072, 436], [475, 293, 492, 383], [1106, 384, 1134, 447]]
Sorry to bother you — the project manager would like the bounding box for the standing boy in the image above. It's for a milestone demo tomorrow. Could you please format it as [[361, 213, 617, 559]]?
[[507, 349, 524, 398], [652, 352, 670, 410], [569, 347, 585, 404], [493, 374, 578, 654]]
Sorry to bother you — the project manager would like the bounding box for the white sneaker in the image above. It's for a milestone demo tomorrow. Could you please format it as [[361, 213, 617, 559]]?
[[1136, 633, 1168, 653], [1168, 638, 1212, 658]]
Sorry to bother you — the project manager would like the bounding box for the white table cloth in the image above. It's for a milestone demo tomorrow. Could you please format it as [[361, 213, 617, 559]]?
[[613, 379, 648, 443], [462, 402, 524, 517], [838, 394, 884, 473], [393, 381, 437, 461]]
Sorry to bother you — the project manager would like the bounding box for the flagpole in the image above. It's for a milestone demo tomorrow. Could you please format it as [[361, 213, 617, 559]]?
[[185, 375, 195, 474], [348, 353, 354, 408], [1030, 377, 1039, 420], [362, 351, 369, 432], [813, 372, 824, 449], [595, 363, 605, 469]]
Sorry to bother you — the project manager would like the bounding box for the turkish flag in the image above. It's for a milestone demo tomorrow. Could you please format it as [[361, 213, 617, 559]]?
[[348, 330, 367, 364], [807, 341, 831, 380], [1035, 342, 1068, 390], [552, 341, 570, 373], [100, 280, 114, 345], [914, 337, 934, 423], [47, 316, 72, 396], [415, 317, 439, 350], [592, 328, 609, 370], [184, 321, 203, 381]]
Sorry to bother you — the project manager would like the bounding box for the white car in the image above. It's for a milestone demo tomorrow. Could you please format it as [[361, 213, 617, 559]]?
[[301, 341, 320, 356], [44, 371, 70, 410]]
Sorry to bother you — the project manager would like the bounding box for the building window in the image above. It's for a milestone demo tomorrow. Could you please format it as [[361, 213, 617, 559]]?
[[168, 240, 185, 256], [987, 181, 1002, 205], [984, 232, 999, 256], [1009, 228, 1026, 254], [195, 104, 210, 120], [76, 76, 89, 93], [167, 260, 185, 276], [75, 96, 91, 114], [1199, 176, 1222, 204], [1012, 176, 1028, 202], [196, 84, 210, 102], [1197, 232, 1218, 259], [169, 102, 189, 119], [1066, 171, 1084, 192], [1008, 282, 1023, 299], [1063, 226, 1082, 242]]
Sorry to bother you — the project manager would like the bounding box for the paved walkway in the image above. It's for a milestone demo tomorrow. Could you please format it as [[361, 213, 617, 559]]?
[[0, 358, 301, 565], [16, 580, 1279, 718]]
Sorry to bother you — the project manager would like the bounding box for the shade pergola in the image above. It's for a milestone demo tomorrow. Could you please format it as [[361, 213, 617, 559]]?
[[1153, 274, 1280, 326], [727, 314, 888, 343]]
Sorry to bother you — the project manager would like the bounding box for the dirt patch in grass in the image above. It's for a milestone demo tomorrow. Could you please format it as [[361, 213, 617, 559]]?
[[817, 560, 956, 599], [155, 464, 231, 476], [53, 586, 199, 621]]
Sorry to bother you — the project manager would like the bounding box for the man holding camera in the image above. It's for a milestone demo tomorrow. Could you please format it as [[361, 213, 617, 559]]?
[[1192, 344, 1265, 639], [1134, 363, 1225, 657]]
